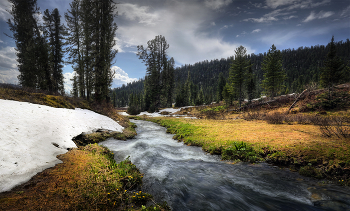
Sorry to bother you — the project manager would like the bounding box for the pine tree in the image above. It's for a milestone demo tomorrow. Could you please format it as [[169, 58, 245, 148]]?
[[163, 57, 175, 107], [196, 86, 204, 106], [246, 61, 256, 103], [81, 0, 94, 101], [43, 8, 65, 94], [320, 36, 347, 100], [185, 71, 193, 106], [7, 0, 50, 90], [137, 35, 174, 111], [216, 72, 226, 103], [65, 0, 85, 97], [261, 44, 285, 98], [71, 72, 79, 97], [229, 45, 250, 107], [92, 0, 118, 103], [222, 83, 232, 106]]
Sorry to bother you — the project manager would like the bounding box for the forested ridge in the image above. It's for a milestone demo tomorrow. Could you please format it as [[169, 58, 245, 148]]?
[[113, 38, 350, 108]]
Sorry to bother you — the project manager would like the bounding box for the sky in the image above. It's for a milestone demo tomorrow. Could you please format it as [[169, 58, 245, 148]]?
[[0, 0, 349, 93]]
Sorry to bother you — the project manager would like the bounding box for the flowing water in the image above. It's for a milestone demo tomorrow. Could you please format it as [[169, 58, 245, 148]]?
[[100, 120, 350, 211]]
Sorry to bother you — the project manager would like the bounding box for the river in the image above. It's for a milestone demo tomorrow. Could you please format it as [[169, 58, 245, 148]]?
[[100, 119, 350, 211]]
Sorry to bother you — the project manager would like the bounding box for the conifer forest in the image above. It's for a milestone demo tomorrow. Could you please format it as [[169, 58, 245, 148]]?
[[113, 37, 350, 112]]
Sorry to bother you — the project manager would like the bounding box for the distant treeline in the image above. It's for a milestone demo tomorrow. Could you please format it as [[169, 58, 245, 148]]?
[[112, 38, 350, 108]]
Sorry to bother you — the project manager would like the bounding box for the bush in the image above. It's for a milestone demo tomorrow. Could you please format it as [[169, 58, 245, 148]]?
[[127, 105, 141, 115], [317, 116, 350, 138], [221, 141, 262, 162], [265, 112, 285, 124], [200, 105, 227, 119], [242, 111, 264, 121]]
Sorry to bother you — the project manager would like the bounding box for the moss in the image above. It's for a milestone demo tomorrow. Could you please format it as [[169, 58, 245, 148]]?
[[299, 165, 323, 178], [73, 121, 137, 146]]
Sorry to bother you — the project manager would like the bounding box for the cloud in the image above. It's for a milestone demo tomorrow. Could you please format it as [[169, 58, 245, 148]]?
[[117, 2, 252, 65], [244, 16, 278, 23], [0, 47, 16, 69], [244, 8, 296, 23], [265, 0, 296, 9], [63, 71, 75, 94], [341, 5, 350, 18], [303, 10, 334, 22], [244, 9, 284, 23], [118, 3, 160, 25], [0, 46, 19, 84], [0, 0, 11, 22], [283, 15, 298, 20], [113, 37, 124, 53], [204, 0, 233, 10], [252, 29, 261, 33], [250, 2, 263, 8], [62, 66, 138, 93], [112, 66, 138, 87], [245, 0, 332, 24], [265, 0, 331, 9]]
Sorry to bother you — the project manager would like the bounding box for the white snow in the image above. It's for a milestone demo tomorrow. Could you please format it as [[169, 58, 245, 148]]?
[[0, 99, 124, 192], [119, 106, 195, 117]]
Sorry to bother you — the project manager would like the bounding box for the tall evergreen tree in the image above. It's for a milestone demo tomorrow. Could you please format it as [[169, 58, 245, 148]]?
[[229, 45, 250, 107], [222, 83, 232, 105], [196, 86, 204, 106], [137, 35, 174, 111], [163, 57, 175, 107], [71, 72, 79, 97], [65, 0, 118, 102], [7, 0, 50, 90], [65, 0, 85, 97], [216, 72, 226, 102], [320, 36, 347, 100], [81, 0, 94, 100], [43, 8, 65, 94], [92, 0, 118, 103], [261, 44, 285, 98], [246, 61, 256, 103]]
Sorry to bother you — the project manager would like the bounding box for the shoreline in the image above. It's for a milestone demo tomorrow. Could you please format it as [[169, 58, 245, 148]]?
[[132, 116, 350, 186], [0, 121, 170, 210]]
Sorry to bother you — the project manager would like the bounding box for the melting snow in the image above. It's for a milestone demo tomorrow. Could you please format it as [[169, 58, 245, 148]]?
[[0, 99, 123, 192], [119, 106, 194, 117]]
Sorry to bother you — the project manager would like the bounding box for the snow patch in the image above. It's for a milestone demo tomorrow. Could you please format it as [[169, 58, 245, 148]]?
[[119, 106, 195, 117], [0, 99, 124, 192]]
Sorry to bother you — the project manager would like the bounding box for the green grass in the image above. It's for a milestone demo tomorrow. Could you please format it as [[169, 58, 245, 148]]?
[[137, 116, 350, 185]]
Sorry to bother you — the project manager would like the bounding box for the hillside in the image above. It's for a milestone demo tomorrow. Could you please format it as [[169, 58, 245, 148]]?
[[113, 39, 350, 107]]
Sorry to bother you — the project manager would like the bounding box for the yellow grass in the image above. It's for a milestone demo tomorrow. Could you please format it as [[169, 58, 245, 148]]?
[[150, 116, 350, 170], [0, 144, 164, 210]]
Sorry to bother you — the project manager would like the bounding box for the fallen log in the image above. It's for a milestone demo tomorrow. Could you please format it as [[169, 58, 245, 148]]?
[[287, 89, 308, 113]]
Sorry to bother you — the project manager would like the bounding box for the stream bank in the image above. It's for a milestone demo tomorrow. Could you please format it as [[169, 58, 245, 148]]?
[[132, 116, 350, 186], [101, 119, 350, 211]]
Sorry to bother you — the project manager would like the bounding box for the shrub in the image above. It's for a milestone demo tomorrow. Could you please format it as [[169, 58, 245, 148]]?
[[221, 141, 262, 162], [200, 105, 227, 119], [242, 111, 264, 121], [265, 112, 285, 124], [316, 116, 350, 138]]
